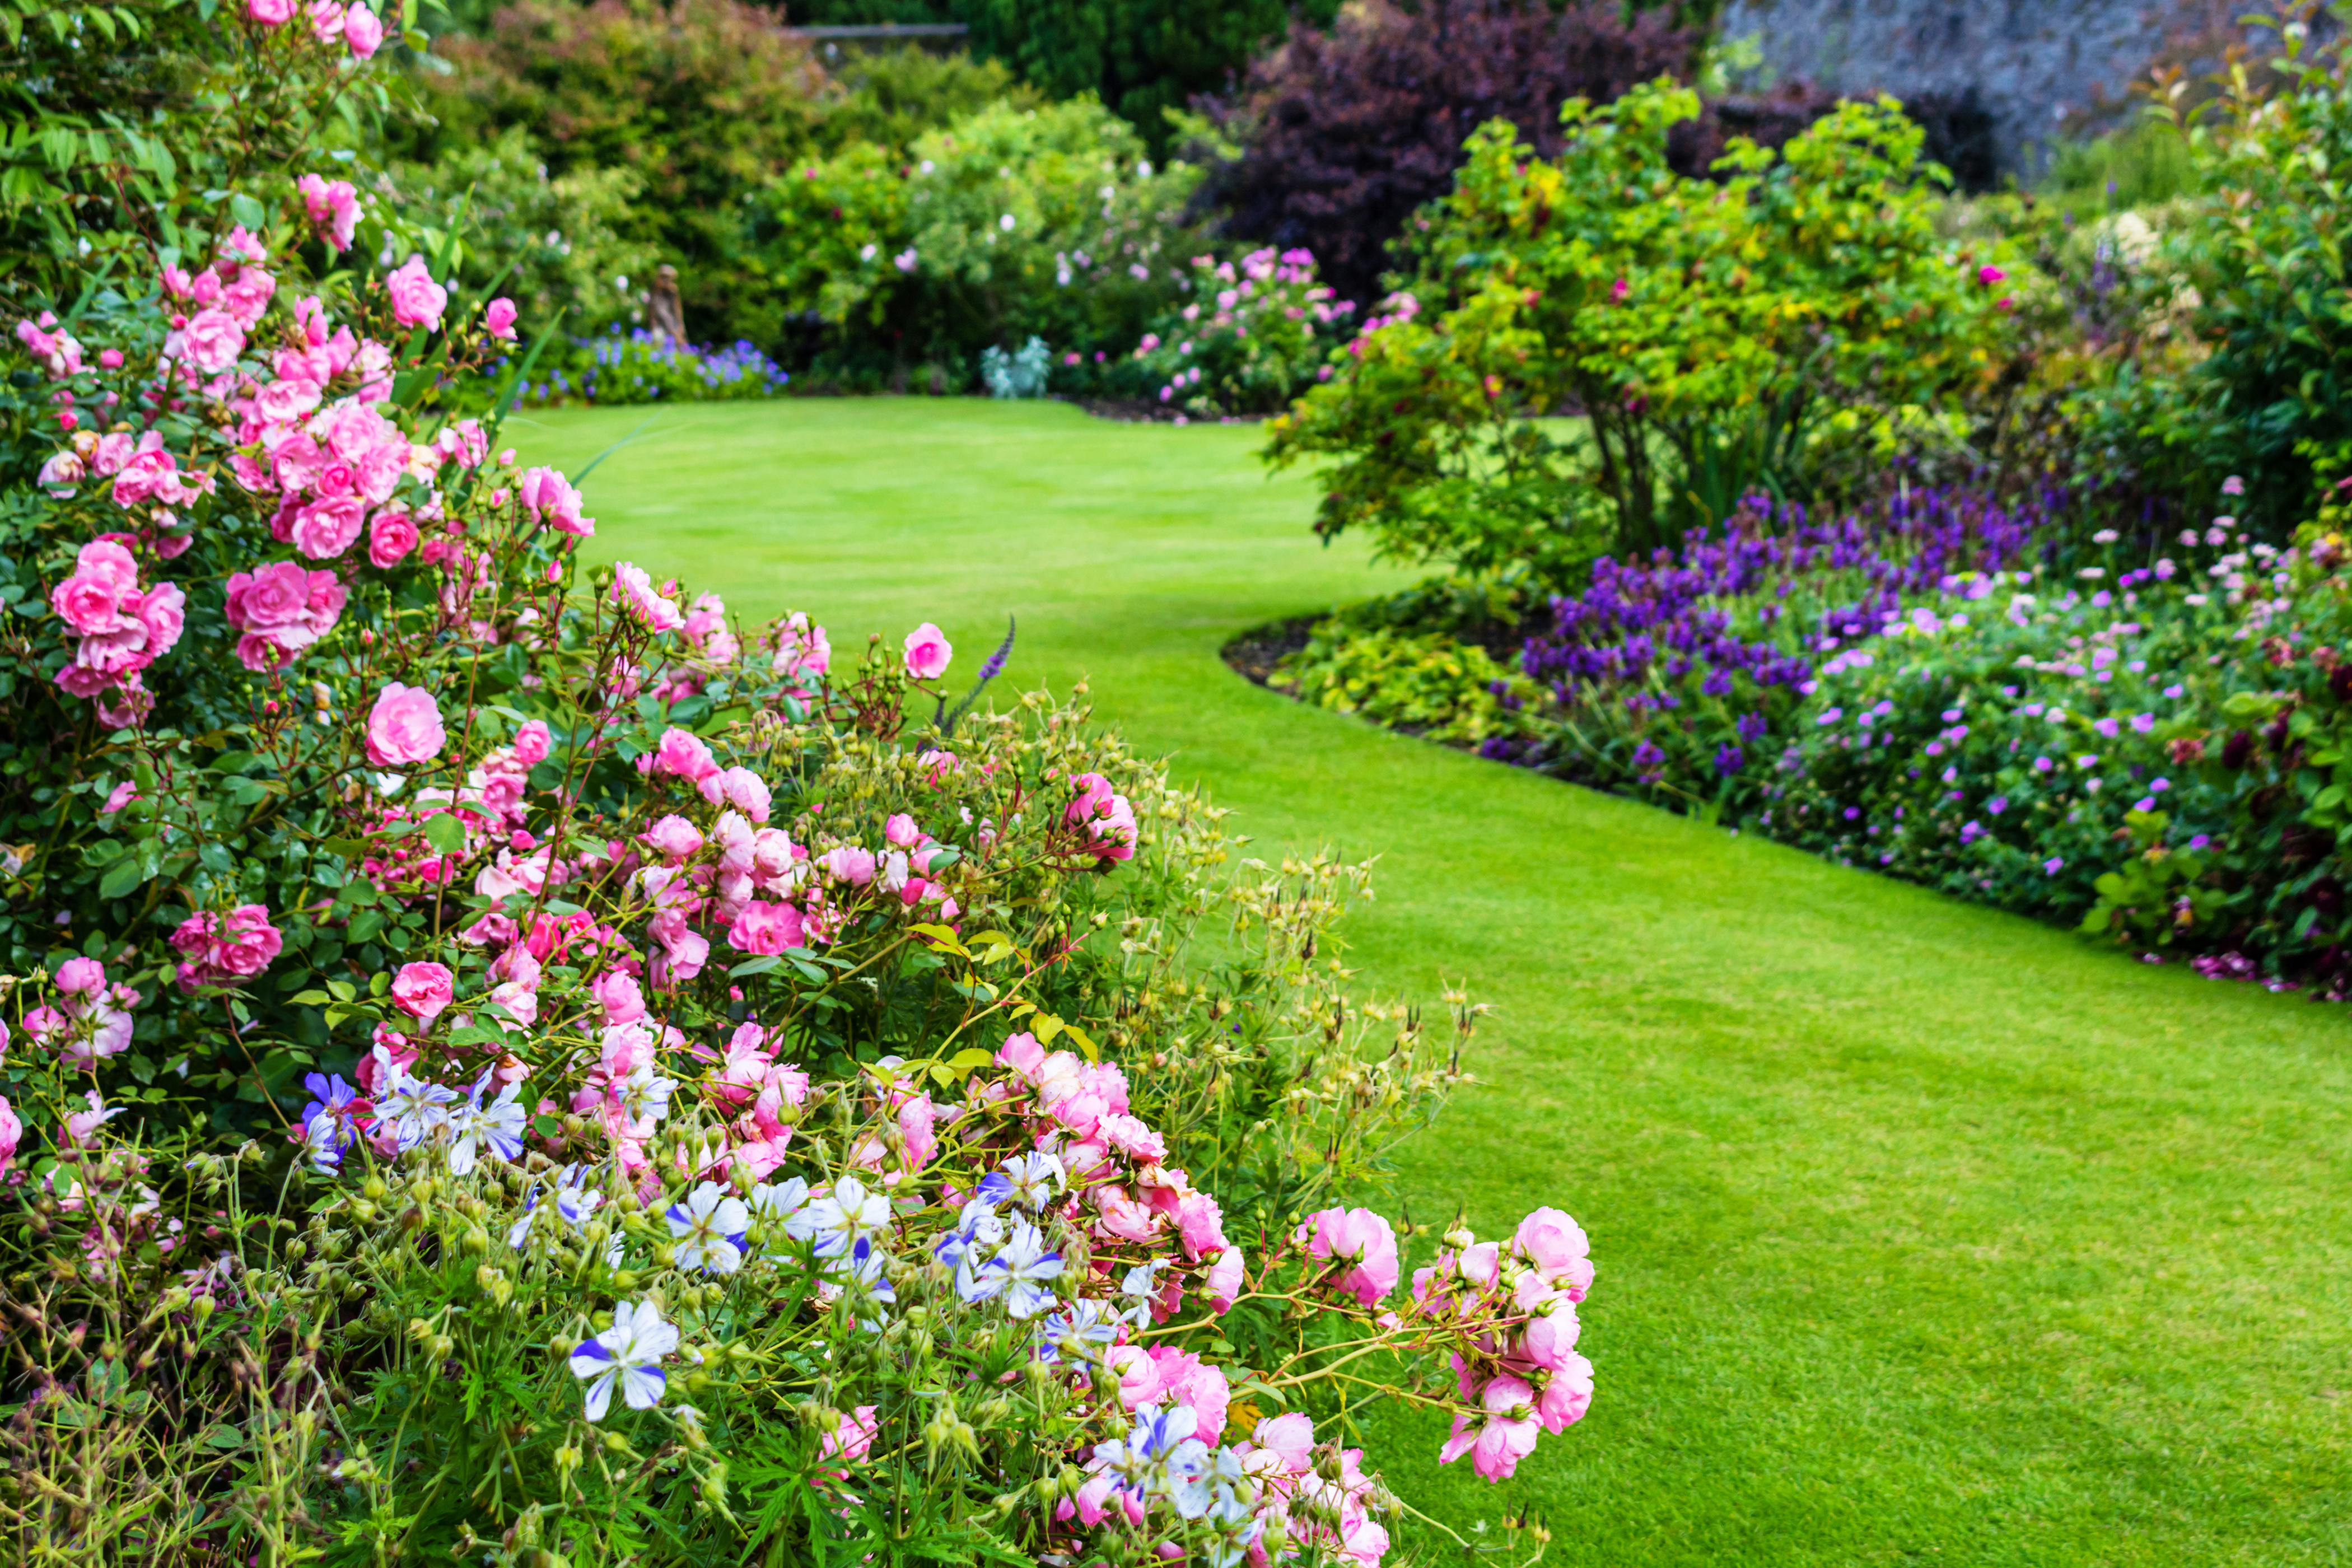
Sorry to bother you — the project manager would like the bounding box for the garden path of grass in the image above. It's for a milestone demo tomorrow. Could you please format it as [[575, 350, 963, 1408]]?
[[511, 399, 2351, 1567]]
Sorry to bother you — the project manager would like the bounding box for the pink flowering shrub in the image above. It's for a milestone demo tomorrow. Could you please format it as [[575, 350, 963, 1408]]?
[[0, 17, 1602, 1555], [1083, 248, 1359, 419]]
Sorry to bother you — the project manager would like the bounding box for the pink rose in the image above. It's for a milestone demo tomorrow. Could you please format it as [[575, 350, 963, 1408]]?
[[1533, 1354, 1594, 1432], [1438, 1375, 1541, 1481], [136, 582, 185, 659], [612, 562, 681, 631], [701, 764, 771, 821], [643, 814, 704, 861], [247, 0, 296, 23], [902, 621, 952, 680], [727, 900, 804, 955], [591, 970, 645, 1027], [342, 2, 383, 56], [57, 956, 106, 995], [1174, 1191, 1228, 1262], [820, 846, 875, 886], [389, 961, 454, 1021], [1512, 1206, 1591, 1287], [484, 297, 518, 339], [291, 493, 367, 559], [820, 1405, 879, 1464], [884, 813, 921, 847], [650, 727, 718, 783], [1205, 1246, 1245, 1314], [512, 719, 552, 766], [52, 568, 129, 635], [0, 1094, 18, 1175], [368, 507, 419, 568], [1300, 1206, 1399, 1306], [180, 309, 246, 374], [297, 174, 361, 253], [366, 682, 446, 767], [384, 255, 447, 330]]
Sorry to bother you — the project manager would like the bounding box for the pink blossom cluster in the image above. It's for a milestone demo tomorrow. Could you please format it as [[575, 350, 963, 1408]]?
[[1231, 1413, 1390, 1568], [1066, 772, 1138, 864], [1418, 1208, 1597, 1481], [761, 610, 832, 693], [170, 904, 287, 992], [160, 226, 280, 378], [17, 311, 85, 379], [23, 958, 141, 1067], [297, 173, 361, 253], [223, 559, 346, 671], [47, 538, 186, 709], [245, 0, 385, 57]]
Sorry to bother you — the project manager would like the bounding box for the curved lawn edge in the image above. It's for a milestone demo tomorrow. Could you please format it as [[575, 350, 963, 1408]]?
[[512, 398, 2352, 1567]]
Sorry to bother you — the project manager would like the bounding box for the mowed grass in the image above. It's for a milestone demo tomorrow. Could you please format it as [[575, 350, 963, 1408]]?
[[509, 398, 2352, 1566]]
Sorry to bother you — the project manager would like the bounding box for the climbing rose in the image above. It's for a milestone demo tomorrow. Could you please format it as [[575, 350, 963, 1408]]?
[[484, 297, 518, 339], [170, 905, 286, 991], [1299, 1206, 1399, 1306], [366, 682, 446, 767], [297, 174, 360, 253], [390, 962, 455, 1021], [0, 1095, 17, 1175], [180, 309, 245, 374], [384, 255, 447, 330], [902, 622, 952, 680], [368, 508, 419, 568], [342, 3, 382, 56]]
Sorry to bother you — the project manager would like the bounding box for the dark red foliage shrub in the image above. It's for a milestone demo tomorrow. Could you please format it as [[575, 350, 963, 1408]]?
[[1196, 0, 1701, 306]]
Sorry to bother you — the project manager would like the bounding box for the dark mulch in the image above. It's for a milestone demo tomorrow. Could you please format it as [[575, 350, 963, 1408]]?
[[1221, 614, 1320, 686]]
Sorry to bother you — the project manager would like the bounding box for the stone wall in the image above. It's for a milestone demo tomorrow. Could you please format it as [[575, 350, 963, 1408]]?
[[1716, 0, 2203, 178]]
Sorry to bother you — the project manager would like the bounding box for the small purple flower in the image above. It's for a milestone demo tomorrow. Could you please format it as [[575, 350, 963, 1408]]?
[[1987, 796, 2008, 815], [2130, 713, 2155, 734], [2043, 856, 2065, 875], [2093, 717, 2120, 740], [2034, 756, 2054, 773], [2151, 777, 2170, 792], [1843, 806, 1861, 821], [2188, 834, 2211, 850], [1817, 708, 1843, 726], [2134, 796, 2157, 813], [1714, 744, 1745, 777]]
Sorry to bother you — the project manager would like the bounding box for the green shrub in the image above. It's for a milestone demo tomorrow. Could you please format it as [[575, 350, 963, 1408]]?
[[1265, 81, 2028, 577], [382, 126, 658, 337], [1271, 622, 1541, 747], [748, 95, 1210, 386]]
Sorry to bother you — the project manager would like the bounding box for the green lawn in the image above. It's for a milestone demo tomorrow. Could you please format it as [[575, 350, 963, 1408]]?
[[509, 398, 2352, 1566]]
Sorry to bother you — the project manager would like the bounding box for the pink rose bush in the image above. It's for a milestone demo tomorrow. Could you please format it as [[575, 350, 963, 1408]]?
[[0, 63, 1597, 1558]]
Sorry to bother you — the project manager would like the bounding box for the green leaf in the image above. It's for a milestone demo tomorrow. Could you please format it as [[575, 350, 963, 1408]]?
[[727, 956, 782, 978], [98, 855, 147, 899], [422, 812, 467, 854]]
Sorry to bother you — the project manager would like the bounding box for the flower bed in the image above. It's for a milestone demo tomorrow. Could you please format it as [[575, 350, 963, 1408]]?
[[1258, 483, 2352, 993]]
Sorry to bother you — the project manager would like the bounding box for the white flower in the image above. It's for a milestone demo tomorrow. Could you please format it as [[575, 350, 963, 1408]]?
[[618, 1064, 675, 1132], [999, 212, 1016, 231], [667, 1180, 751, 1275], [972, 1219, 1065, 1318], [447, 1072, 527, 1175], [567, 1298, 678, 1421], [377, 1066, 458, 1152], [801, 1175, 890, 1260]]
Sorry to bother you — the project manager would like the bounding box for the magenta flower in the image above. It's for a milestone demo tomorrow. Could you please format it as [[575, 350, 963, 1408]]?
[[366, 682, 445, 767]]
